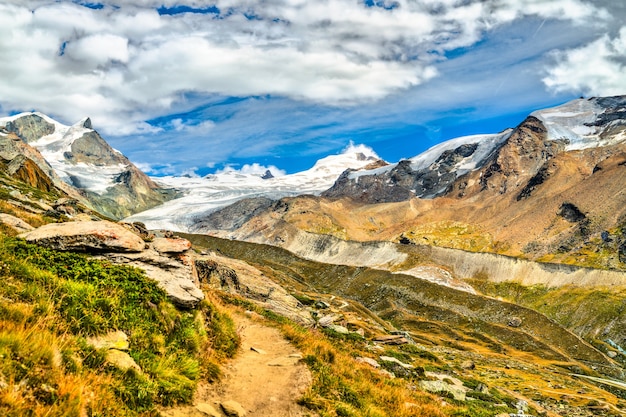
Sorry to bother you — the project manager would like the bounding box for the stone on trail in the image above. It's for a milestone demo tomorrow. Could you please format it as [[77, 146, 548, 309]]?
[[195, 403, 222, 417], [220, 400, 247, 416]]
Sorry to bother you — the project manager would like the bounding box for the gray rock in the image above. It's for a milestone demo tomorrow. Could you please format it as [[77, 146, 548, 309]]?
[[507, 317, 523, 328], [418, 380, 466, 401], [356, 357, 380, 368], [152, 237, 192, 253], [19, 220, 145, 252], [318, 314, 340, 327], [327, 324, 350, 334], [103, 249, 204, 309], [196, 403, 222, 417], [5, 113, 56, 143], [0, 213, 34, 233], [106, 349, 142, 373], [220, 400, 247, 416], [379, 356, 413, 369]]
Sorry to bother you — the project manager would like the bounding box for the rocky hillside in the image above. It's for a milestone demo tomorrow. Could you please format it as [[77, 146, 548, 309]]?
[[0, 113, 174, 219]]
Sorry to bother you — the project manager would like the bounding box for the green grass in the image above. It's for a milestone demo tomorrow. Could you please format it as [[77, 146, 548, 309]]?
[[0, 236, 239, 415]]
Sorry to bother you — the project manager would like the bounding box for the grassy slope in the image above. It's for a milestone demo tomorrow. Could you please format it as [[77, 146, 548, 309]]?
[[0, 236, 239, 416]]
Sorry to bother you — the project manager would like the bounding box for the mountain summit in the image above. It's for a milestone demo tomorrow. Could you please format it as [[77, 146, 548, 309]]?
[[0, 113, 172, 219]]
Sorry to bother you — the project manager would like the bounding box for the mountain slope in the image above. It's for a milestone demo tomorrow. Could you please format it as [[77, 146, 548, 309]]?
[[192, 96, 626, 270], [0, 113, 173, 219]]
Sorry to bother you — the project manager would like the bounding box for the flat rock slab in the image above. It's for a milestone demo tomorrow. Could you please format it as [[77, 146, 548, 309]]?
[[152, 237, 192, 254], [0, 213, 34, 233], [20, 220, 145, 252]]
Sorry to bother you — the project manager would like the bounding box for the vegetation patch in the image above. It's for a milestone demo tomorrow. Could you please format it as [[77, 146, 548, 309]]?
[[0, 236, 238, 415]]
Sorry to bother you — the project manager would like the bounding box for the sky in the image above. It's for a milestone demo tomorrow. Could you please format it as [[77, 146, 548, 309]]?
[[1, 0, 625, 176]]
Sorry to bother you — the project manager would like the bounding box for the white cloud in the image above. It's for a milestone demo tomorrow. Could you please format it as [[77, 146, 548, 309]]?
[[170, 118, 216, 133], [0, 0, 608, 138], [217, 163, 287, 177], [543, 26, 626, 96], [341, 141, 379, 159]]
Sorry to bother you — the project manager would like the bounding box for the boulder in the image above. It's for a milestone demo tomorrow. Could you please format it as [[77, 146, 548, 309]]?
[[379, 356, 414, 369], [152, 237, 192, 254], [373, 334, 410, 345], [20, 220, 145, 253], [507, 317, 523, 328], [220, 400, 247, 416], [196, 403, 222, 417], [356, 357, 380, 368], [0, 213, 34, 233], [106, 349, 142, 373], [103, 249, 204, 309], [418, 380, 466, 401], [318, 314, 340, 327], [327, 324, 350, 335]]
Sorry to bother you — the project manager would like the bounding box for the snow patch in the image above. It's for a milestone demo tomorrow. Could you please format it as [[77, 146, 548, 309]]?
[[532, 98, 626, 150], [0, 112, 127, 194]]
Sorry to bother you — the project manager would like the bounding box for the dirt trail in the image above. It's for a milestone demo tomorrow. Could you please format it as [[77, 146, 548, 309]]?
[[163, 311, 313, 417]]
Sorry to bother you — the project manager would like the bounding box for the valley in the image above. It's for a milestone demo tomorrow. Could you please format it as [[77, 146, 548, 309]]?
[[0, 96, 625, 416]]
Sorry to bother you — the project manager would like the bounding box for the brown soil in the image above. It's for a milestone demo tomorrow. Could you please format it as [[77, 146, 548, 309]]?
[[162, 311, 314, 417]]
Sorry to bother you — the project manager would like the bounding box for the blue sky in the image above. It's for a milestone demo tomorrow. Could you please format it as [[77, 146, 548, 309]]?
[[1, 0, 625, 176]]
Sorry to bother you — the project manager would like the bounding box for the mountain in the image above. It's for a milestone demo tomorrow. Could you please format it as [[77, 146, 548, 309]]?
[[0, 112, 173, 219], [184, 96, 626, 270], [125, 144, 382, 231]]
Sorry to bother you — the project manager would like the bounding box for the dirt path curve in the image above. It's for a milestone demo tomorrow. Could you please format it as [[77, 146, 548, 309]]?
[[163, 311, 314, 417], [203, 311, 313, 416]]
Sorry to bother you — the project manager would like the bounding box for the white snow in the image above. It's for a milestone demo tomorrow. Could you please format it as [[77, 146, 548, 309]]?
[[532, 98, 626, 150], [126, 145, 382, 231], [348, 130, 512, 184], [0, 112, 128, 195]]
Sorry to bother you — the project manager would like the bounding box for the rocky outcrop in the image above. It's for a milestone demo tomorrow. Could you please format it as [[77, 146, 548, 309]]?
[[322, 136, 501, 203], [19, 220, 146, 252], [20, 220, 204, 308], [103, 246, 204, 308], [6, 155, 56, 192], [0, 132, 84, 201], [0, 213, 34, 234], [4, 113, 56, 143], [1, 113, 175, 220], [152, 237, 192, 253], [195, 253, 313, 325]]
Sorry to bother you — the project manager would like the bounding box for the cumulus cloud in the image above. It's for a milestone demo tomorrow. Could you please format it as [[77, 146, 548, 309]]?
[[0, 0, 607, 138], [216, 163, 286, 177], [543, 26, 626, 96], [341, 141, 380, 159]]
